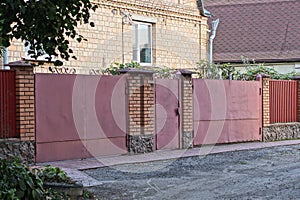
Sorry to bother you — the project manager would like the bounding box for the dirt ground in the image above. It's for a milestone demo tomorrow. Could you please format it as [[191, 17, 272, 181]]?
[[84, 144, 300, 199]]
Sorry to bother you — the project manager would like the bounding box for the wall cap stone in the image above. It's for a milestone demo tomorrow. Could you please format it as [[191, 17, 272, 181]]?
[[6, 60, 34, 68], [267, 122, 300, 127], [119, 68, 155, 74], [256, 74, 270, 78], [0, 138, 21, 142], [291, 76, 300, 80], [177, 69, 195, 76]]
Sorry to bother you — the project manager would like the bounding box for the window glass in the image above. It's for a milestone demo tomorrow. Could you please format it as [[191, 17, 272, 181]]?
[[132, 22, 152, 65]]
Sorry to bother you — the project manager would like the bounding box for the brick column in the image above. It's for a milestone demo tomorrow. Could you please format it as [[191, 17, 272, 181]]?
[[177, 70, 194, 149], [8, 61, 35, 141], [120, 69, 155, 153], [257, 74, 270, 127], [292, 76, 300, 122]]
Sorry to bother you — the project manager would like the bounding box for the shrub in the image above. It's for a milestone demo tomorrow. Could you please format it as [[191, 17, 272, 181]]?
[[36, 165, 75, 184], [0, 158, 44, 200], [154, 66, 177, 79], [195, 57, 300, 81], [0, 158, 82, 200], [195, 60, 222, 79], [102, 61, 141, 75]]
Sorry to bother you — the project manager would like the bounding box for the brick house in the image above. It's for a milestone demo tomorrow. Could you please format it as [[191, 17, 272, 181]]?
[[205, 0, 300, 73], [2, 0, 209, 73]]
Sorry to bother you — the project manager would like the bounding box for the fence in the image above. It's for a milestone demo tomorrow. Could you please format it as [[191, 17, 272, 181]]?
[[3, 60, 300, 163], [269, 80, 298, 123], [0, 70, 16, 138]]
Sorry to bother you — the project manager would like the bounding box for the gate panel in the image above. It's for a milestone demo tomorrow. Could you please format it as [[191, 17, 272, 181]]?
[[193, 79, 261, 145], [155, 79, 180, 150], [269, 80, 297, 123], [0, 70, 16, 138], [36, 74, 127, 162]]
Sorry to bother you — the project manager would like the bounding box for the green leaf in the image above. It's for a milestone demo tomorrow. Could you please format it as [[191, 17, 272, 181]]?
[[19, 180, 26, 191], [0, 0, 98, 65], [16, 190, 25, 198]]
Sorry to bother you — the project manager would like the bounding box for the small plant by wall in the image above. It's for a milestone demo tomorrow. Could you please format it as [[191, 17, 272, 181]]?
[[194, 57, 300, 81], [153, 66, 177, 79], [36, 165, 75, 184], [0, 158, 44, 199], [195, 60, 222, 79], [0, 158, 86, 200], [102, 62, 178, 79], [102, 58, 300, 80], [101, 61, 141, 75]]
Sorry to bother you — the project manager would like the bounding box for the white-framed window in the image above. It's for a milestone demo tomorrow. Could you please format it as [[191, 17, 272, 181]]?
[[132, 21, 152, 66]]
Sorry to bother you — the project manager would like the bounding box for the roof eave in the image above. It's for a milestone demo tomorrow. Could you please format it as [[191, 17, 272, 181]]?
[[215, 58, 300, 64]]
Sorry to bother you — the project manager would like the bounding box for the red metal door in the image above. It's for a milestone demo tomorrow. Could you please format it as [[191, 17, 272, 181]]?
[[155, 79, 180, 150]]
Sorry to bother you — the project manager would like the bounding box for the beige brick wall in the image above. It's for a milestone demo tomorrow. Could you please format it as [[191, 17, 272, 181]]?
[[5, 0, 208, 74], [7, 40, 25, 64]]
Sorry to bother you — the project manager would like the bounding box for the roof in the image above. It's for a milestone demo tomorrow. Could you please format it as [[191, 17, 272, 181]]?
[[205, 0, 300, 63]]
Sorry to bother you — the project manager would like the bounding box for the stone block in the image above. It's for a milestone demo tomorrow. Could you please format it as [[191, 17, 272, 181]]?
[[182, 131, 193, 149], [128, 134, 154, 153]]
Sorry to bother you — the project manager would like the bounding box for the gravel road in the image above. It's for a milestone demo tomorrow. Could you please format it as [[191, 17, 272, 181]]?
[[84, 144, 300, 199]]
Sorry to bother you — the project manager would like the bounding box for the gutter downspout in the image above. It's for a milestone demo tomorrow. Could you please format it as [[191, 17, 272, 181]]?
[[209, 19, 219, 64], [3, 48, 9, 69]]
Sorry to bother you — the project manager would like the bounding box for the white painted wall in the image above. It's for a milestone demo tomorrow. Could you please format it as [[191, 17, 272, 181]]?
[[234, 62, 300, 74]]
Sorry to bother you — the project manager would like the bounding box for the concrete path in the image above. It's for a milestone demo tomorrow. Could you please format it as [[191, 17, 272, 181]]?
[[36, 140, 300, 187]]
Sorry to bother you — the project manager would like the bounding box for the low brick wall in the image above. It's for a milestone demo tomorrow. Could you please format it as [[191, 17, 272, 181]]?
[[263, 123, 300, 142], [0, 139, 35, 164]]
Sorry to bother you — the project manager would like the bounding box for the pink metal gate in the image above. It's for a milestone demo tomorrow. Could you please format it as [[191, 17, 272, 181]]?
[[193, 79, 262, 145], [155, 79, 180, 150], [36, 74, 127, 162], [269, 80, 298, 123], [0, 70, 16, 138]]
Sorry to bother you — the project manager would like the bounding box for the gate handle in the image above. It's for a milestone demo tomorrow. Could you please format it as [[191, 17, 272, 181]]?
[[175, 108, 180, 116]]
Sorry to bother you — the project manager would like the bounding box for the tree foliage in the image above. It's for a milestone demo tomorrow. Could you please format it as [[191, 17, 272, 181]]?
[[0, 0, 97, 65]]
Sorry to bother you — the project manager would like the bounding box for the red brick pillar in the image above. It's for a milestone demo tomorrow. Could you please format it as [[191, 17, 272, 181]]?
[[257, 74, 270, 127], [8, 61, 35, 141], [119, 69, 155, 153], [177, 70, 194, 148]]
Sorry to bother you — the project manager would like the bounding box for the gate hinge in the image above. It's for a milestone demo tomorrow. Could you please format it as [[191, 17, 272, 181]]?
[[259, 88, 262, 95], [259, 127, 262, 135]]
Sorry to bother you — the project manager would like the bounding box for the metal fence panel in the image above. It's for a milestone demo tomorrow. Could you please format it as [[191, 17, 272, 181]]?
[[269, 80, 298, 123], [0, 70, 16, 138]]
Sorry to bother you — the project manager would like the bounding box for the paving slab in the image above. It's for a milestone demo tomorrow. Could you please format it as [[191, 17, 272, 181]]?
[[36, 140, 300, 187]]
